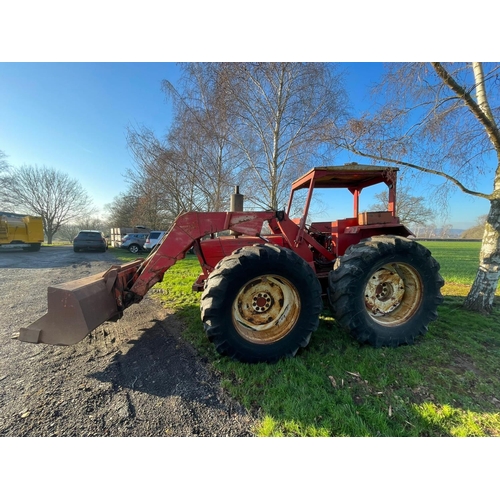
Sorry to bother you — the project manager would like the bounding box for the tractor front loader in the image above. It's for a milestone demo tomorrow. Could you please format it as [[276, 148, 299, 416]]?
[[18, 165, 444, 363]]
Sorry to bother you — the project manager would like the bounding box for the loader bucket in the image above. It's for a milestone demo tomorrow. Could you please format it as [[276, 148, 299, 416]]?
[[18, 270, 120, 345]]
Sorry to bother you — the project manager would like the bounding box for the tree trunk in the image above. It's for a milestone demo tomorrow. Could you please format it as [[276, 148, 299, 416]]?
[[462, 64, 500, 313], [463, 197, 500, 313], [45, 223, 54, 244]]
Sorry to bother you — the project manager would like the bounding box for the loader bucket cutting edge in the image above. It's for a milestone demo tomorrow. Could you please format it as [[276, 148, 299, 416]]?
[[18, 271, 120, 345]]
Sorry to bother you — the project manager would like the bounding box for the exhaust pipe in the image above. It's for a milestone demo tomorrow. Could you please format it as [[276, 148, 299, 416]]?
[[230, 186, 244, 236]]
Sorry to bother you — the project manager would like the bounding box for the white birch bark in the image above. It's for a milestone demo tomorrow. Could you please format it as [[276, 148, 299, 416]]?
[[463, 198, 500, 312], [463, 63, 500, 312]]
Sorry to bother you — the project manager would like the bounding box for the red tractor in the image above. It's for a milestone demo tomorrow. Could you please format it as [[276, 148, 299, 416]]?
[[19, 164, 444, 363]]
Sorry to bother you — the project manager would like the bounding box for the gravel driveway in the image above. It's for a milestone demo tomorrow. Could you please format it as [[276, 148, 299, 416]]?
[[0, 246, 257, 436]]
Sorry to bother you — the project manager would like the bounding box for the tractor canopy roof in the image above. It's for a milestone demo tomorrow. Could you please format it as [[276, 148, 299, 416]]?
[[291, 164, 399, 192]]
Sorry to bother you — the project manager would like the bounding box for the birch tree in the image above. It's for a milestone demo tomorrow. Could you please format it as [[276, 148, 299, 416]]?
[[161, 63, 243, 212], [341, 62, 500, 313], [129, 63, 348, 215], [215, 62, 348, 210], [126, 64, 241, 218]]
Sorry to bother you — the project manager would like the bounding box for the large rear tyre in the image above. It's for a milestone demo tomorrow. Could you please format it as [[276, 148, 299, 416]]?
[[328, 236, 444, 347], [200, 244, 322, 363]]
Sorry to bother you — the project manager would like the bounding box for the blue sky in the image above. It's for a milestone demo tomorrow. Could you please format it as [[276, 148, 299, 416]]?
[[0, 62, 180, 211], [0, 62, 493, 229]]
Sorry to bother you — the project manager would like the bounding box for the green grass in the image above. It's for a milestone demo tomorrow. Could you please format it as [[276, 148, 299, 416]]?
[[42, 241, 72, 247], [108, 247, 143, 262], [425, 240, 486, 284], [143, 242, 500, 436], [422, 241, 483, 285]]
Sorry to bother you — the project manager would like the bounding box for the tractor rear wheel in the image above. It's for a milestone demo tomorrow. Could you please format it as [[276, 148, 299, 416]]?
[[200, 244, 322, 363], [328, 236, 444, 347]]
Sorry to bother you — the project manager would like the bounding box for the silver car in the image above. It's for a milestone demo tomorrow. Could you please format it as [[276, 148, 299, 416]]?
[[120, 233, 149, 254]]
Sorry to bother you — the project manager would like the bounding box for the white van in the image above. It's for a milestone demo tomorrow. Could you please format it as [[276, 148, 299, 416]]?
[[144, 230, 166, 251]]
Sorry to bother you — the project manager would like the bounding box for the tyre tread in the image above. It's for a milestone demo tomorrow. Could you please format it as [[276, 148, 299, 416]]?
[[328, 235, 444, 347], [201, 244, 322, 363]]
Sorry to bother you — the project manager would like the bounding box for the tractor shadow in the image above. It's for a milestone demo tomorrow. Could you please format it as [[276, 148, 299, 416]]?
[[89, 295, 500, 436], [88, 305, 235, 411]]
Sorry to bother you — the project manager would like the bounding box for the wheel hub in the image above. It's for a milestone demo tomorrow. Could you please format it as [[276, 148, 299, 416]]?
[[232, 275, 300, 344], [252, 292, 272, 313], [364, 263, 423, 326], [365, 267, 405, 316]]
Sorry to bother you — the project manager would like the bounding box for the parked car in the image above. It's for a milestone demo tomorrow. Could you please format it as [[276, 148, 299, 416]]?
[[144, 230, 166, 251], [73, 230, 107, 253], [120, 233, 149, 254]]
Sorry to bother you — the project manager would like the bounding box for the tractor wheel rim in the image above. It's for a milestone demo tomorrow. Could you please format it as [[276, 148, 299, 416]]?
[[364, 263, 422, 326], [232, 275, 300, 344]]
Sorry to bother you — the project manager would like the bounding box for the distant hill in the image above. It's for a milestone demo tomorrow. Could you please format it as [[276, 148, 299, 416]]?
[[432, 228, 465, 238], [448, 229, 465, 237], [460, 226, 484, 239], [415, 228, 466, 239]]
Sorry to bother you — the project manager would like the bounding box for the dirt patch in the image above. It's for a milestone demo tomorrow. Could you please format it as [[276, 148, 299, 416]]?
[[0, 246, 257, 436]]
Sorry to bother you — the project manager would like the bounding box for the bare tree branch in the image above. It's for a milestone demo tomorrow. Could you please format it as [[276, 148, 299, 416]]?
[[1, 164, 93, 243], [345, 145, 491, 199], [340, 62, 500, 313]]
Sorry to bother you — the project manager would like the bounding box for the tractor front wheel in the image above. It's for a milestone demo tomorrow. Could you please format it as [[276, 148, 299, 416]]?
[[200, 244, 322, 363], [328, 236, 444, 347]]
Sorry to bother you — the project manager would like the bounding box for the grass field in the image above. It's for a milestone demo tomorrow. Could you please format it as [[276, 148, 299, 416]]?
[[112, 241, 500, 437], [423, 240, 500, 296]]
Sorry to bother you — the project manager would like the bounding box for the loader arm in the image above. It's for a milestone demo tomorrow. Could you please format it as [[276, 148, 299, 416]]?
[[128, 211, 276, 300], [18, 211, 276, 346]]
